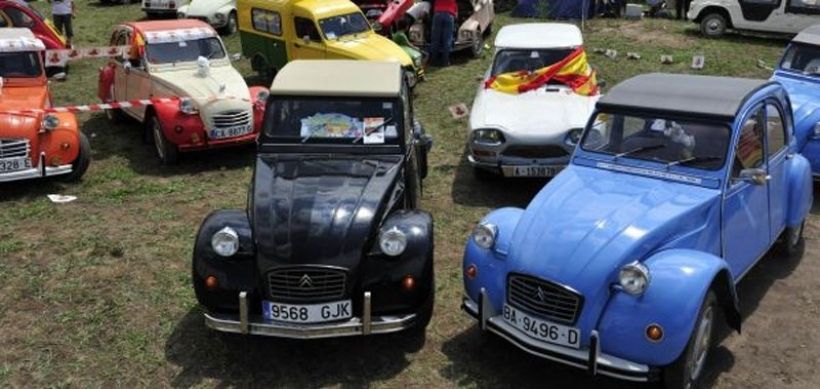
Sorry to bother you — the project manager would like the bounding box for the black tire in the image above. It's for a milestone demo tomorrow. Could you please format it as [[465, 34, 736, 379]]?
[[780, 221, 805, 257], [470, 34, 484, 59], [220, 11, 238, 36], [664, 291, 718, 389], [700, 13, 728, 37], [149, 114, 179, 165], [59, 132, 91, 182], [146, 11, 159, 19]]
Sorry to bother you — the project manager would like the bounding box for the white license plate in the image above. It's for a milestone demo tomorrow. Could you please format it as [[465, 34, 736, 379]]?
[[151, 0, 170, 7], [209, 124, 253, 140], [502, 304, 580, 349], [0, 157, 32, 173], [503, 165, 562, 177], [263, 300, 352, 324]]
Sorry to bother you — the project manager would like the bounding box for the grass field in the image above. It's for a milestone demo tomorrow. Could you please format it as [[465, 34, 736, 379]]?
[[1, 1, 818, 388]]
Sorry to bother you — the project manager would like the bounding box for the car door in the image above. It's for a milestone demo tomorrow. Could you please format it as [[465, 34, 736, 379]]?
[[723, 104, 771, 278], [290, 16, 325, 59], [765, 102, 789, 241], [110, 29, 129, 104], [124, 33, 152, 121]]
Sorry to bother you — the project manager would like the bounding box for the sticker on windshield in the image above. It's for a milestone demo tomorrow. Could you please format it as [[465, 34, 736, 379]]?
[[179, 41, 188, 48], [650, 119, 666, 132], [385, 125, 398, 138], [363, 117, 386, 144], [530, 51, 539, 58], [300, 113, 362, 140]]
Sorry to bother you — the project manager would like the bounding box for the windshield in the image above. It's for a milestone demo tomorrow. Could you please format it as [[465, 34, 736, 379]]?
[[264, 97, 403, 146], [780, 43, 820, 76], [0, 52, 42, 78], [319, 13, 370, 39], [491, 48, 575, 77], [144, 37, 225, 65], [580, 112, 730, 170]]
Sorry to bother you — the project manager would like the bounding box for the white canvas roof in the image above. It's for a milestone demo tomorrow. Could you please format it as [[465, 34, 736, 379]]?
[[0, 28, 44, 52], [494, 23, 583, 50], [271, 60, 402, 97]]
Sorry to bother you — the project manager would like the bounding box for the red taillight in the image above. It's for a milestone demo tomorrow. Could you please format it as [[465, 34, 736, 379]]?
[[465, 264, 477, 279]]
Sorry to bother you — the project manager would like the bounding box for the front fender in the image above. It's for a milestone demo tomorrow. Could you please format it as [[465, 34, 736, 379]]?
[[39, 113, 81, 166], [462, 207, 523, 310], [786, 154, 813, 226], [98, 64, 115, 102], [153, 101, 206, 145], [365, 210, 434, 313], [192, 209, 256, 313], [596, 249, 737, 367]]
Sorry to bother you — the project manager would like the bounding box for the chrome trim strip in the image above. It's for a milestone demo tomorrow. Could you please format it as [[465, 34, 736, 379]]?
[[239, 291, 248, 334], [463, 297, 650, 382], [204, 292, 416, 339], [0, 164, 72, 183]]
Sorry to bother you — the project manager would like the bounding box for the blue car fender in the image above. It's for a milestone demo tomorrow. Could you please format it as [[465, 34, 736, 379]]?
[[463, 207, 523, 310], [596, 249, 739, 367], [786, 154, 814, 226]]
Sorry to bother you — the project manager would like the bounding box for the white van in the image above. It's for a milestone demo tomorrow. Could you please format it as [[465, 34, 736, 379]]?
[[688, 0, 820, 37]]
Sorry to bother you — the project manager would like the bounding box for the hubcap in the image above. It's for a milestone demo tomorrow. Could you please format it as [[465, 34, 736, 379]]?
[[708, 20, 721, 33], [153, 119, 165, 160], [687, 305, 713, 384]]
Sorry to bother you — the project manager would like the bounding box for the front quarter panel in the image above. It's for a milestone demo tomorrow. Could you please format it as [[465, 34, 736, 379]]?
[[786, 154, 813, 226], [597, 249, 735, 367]]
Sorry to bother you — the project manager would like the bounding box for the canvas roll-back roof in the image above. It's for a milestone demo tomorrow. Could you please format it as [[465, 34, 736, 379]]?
[[793, 24, 820, 46], [270, 60, 402, 97], [0, 28, 44, 52], [494, 23, 583, 49], [597, 73, 770, 120]]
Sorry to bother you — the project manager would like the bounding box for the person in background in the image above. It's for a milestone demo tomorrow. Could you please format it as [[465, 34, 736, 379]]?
[[47, 0, 75, 48], [676, 0, 691, 20], [429, 0, 457, 67]]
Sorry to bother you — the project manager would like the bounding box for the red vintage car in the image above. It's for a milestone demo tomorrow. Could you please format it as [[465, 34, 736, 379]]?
[[98, 20, 268, 164], [353, 0, 414, 34], [0, 0, 67, 50]]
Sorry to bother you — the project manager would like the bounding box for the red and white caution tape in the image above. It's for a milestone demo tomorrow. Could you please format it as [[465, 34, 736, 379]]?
[[44, 46, 133, 66], [0, 97, 178, 115]]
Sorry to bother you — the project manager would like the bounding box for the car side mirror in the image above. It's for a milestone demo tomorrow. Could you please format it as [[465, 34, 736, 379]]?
[[302, 35, 311, 44], [230, 53, 242, 62], [122, 60, 132, 73], [738, 168, 770, 186], [414, 129, 433, 152]]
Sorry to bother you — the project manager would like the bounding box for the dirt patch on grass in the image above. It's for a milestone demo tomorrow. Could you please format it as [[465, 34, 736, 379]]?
[[595, 20, 698, 50]]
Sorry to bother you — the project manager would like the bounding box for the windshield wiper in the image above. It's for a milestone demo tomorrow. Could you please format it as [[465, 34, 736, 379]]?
[[352, 117, 394, 144], [613, 143, 666, 159], [665, 155, 722, 168]]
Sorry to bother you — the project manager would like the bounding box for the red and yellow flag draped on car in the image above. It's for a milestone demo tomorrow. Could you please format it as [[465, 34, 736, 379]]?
[[484, 47, 599, 96]]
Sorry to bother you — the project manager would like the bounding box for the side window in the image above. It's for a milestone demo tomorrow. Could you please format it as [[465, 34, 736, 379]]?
[[5, 8, 34, 28], [765, 103, 786, 157], [294, 17, 321, 42], [732, 107, 766, 179], [787, 0, 820, 15], [252, 8, 281, 36]]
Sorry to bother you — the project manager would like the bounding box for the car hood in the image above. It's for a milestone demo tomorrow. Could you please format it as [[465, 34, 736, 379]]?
[[469, 87, 597, 135], [183, 0, 233, 15], [0, 85, 49, 113], [251, 154, 403, 273], [773, 72, 820, 149], [151, 64, 251, 110], [505, 165, 719, 327], [327, 34, 413, 67]]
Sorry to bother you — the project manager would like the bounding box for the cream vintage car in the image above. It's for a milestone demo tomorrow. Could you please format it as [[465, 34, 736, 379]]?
[[408, 0, 494, 58], [97, 20, 269, 164], [177, 0, 239, 35]]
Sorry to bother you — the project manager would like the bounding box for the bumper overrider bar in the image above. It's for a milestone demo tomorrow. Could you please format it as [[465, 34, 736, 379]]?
[[463, 289, 658, 382], [204, 291, 418, 339]]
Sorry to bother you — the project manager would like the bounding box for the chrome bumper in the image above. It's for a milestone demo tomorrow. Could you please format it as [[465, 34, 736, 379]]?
[[463, 290, 655, 382], [0, 164, 72, 183], [204, 291, 417, 339]]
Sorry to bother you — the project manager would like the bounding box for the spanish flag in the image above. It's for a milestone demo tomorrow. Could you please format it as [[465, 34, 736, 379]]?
[[484, 47, 599, 96]]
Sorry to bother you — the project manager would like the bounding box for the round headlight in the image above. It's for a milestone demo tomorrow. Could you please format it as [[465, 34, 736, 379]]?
[[256, 89, 270, 103], [211, 226, 239, 257], [42, 114, 60, 131], [472, 129, 505, 145], [179, 98, 197, 114], [566, 128, 583, 145], [618, 261, 650, 295], [379, 226, 407, 257], [472, 222, 497, 250]]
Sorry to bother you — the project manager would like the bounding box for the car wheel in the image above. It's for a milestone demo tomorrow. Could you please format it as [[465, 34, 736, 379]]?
[[149, 114, 179, 165], [664, 291, 717, 389], [221, 11, 238, 36], [59, 132, 91, 182], [781, 221, 805, 257], [700, 13, 727, 37], [470, 34, 484, 59]]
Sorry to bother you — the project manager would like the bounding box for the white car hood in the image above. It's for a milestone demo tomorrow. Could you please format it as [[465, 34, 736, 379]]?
[[151, 63, 251, 108], [470, 87, 598, 135]]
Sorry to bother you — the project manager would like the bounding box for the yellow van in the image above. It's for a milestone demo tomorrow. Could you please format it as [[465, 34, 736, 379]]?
[[237, 0, 421, 86]]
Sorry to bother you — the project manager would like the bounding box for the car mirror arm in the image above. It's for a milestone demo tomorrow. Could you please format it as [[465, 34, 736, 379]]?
[[737, 168, 771, 186]]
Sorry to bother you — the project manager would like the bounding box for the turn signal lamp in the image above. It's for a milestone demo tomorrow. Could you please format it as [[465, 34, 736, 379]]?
[[466, 264, 478, 280], [401, 275, 416, 291], [205, 275, 219, 290], [646, 324, 664, 342]]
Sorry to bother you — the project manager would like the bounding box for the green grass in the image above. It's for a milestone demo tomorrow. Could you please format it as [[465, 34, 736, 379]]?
[[0, 1, 812, 388]]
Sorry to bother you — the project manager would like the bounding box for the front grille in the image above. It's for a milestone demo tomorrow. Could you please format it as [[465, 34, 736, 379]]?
[[211, 110, 252, 129], [507, 274, 583, 325], [0, 139, 30, 159], [502, 145, 569, 159], [267, 267, 347, 303], [191, 17, 209, 23]]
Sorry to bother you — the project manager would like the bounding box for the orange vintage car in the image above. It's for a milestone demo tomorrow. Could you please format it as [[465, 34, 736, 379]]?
[[0, 29, 90, 183]]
